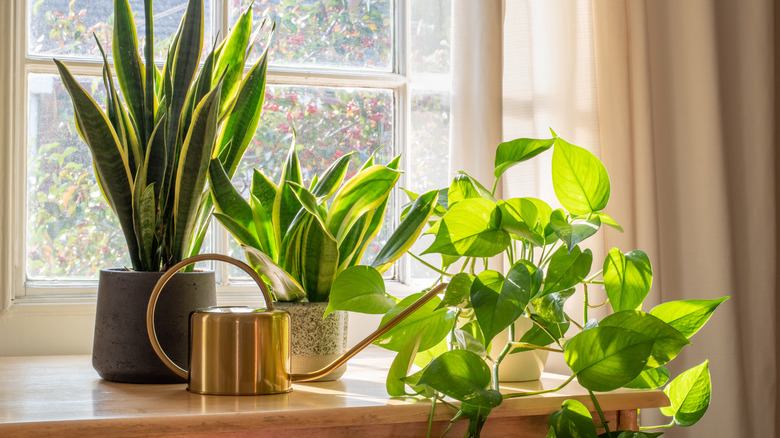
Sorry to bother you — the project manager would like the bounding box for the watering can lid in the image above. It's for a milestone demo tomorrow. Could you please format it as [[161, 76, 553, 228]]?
[[192, 305, 289, 315]]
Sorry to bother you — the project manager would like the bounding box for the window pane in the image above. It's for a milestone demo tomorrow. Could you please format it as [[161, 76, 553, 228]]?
[[227, 84, 394, 280], [26, 73, 130, 280], [410, 0, 451, 74], [230, 0, 392, 71], [27, 0, 213, 62]]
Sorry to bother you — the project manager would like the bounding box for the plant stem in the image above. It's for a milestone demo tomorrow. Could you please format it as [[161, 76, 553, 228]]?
[[639, 421, 675, 430], [506, 342, 564, 353], [583, 280, 605, 285], [470, 258, 476, 275], [492, 323, 516, 390], [459, 257, 471, 273], [588, 389, 611, 436], [583, 270, 603, 283], [587, 298, 610, 308], [409, 252, 454, 277], [491, 177, 499, 197], [503, 374, 576, 399], [566, 315, 584, 331], [583, 283, 589, 322], [426, 392, 438, 438]]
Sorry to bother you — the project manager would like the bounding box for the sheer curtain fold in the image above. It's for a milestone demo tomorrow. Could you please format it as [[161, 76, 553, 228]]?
[[590, 1, 777, 437], [501, 1, 777, 436]]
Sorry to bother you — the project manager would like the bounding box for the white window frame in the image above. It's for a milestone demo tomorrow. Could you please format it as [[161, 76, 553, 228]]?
[[0, 0, 455, 355]]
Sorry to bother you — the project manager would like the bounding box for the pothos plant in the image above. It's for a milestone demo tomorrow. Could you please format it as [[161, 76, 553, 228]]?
[[54, 0, 272, 271], [208, 138, 438, 302], [326, 131, 728, 437]]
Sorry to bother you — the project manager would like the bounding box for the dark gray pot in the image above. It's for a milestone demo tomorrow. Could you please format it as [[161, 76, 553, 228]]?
[[93, 269, 216, 384]]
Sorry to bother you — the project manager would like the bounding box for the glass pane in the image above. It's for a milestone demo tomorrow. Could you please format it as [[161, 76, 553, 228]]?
[[410, 0, 451, 74], [227, 84, 394, 279], [26, 73, 130, 279], [27, 0, 213, 62], [230, 0, 393, 71]]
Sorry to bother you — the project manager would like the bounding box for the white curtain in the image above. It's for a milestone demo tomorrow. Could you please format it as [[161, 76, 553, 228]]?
[[500, 0, 778, 436]]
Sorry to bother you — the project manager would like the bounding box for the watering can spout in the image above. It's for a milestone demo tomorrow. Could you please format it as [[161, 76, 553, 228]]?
[[147, 253, 448, 395], [291, 282, 448, 383]]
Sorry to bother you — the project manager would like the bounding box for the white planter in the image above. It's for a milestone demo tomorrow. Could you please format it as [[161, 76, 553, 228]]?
[[489, 317, 549, 382], [274, 301, 349, 381]]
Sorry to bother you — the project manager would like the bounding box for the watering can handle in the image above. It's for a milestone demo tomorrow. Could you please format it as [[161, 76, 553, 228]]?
[[146, 253, 276, 379]]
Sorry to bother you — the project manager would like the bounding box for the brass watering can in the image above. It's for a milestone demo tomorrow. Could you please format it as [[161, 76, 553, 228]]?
[[146, 254, 446, 395]]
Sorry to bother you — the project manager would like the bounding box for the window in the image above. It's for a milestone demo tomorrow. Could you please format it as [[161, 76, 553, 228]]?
[[16, 0, 451, 299]]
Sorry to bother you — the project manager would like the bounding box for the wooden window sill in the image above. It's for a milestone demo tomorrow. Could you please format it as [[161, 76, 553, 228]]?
[[0, 348, 668, 437]]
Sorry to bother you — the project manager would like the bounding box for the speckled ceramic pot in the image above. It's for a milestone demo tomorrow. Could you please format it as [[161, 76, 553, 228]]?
[[273, 301, 349, 381], [93, 269, 216, 384]]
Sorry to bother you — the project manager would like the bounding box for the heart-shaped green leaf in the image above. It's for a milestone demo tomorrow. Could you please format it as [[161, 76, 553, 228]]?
[[552, 137, 610, 215], [375, 292, 456, 352], [498, 198, 545, 246], [543, 245, 593, 295], [325, 266, 396, 317], [422, 198, 510, 258], [565, 326, 654, 391], [494, 137, 556, 179], [624, 366, 670, 389], [550, 209, 601, 252], [512, 315, 569, 354], [454, 323, 488, 357], [436, 273, 474, 310], [603, 249, 653, 312], [661, 361, 711, 427], [386, 329, 424, 396], [417, 349, 503, 408], [471, 265, 531, 345], [448, 172, 496, 207], [650, 297, 729, 338], [533, 287, 576, 323], [600, 311, 689, 367], [548, 399, 598, 438]]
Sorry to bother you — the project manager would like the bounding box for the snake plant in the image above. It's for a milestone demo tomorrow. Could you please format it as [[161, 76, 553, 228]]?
[[54, 0, 272, 271], [209, 140, 439, 302]]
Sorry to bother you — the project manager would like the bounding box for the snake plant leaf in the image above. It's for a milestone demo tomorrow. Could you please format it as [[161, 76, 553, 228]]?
[[472, 263, 534, 345], [548, 399, 598, 438], [142, 0, 155, 139], [565, 326, 654, 392], [550, 209, 601, 252], [289, 212, 339, 302], [252, 169, 278, 221], [180, 41, 215, 142], [54, 59, 140, 269], [603, 249, 653, 312], [273, 141, 304, 242], [326, 164, 401, 241], [214, 212, 262, 249], [325, 266, 395, 317], [375, 292, 456, 352], [417, 349, 503, 408], [552, 137, 611, 215], [498, 198, 545, 246], [165, 0, 204, 174], [649, 297, 729, 339], [336, 212, 373, 269], [435, 272, 474, 310], [208, 159, 256, 234], [243, 245, 306, 302], [494, 137, 556, 180], [249, 195, 276, 258], [542, 245, 593, 295], [624, 366, 670, 389], [112, 0, 146, 141], [133, 183, 156, 270], [422, 198, 510, 258], [600, 311, 690, 368], [311, 152, 355, 200], [386, 329, 425, 396], [372, 189, 438, 274], [213, 6, 252, 116], [172, 80, 222, 260], [533, 287, 576, 323], [661, 361, 711, 427], [448, 172, 496, 207], [217, 41, 271, 178]]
